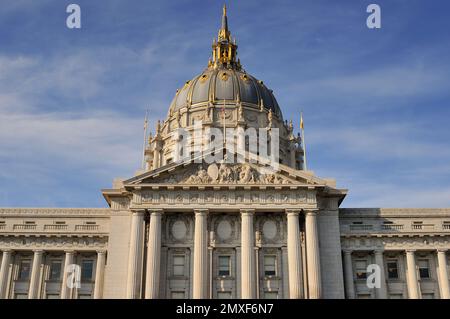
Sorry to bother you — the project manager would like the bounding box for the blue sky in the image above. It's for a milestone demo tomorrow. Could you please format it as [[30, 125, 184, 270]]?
[[0, 0, 449, 208]]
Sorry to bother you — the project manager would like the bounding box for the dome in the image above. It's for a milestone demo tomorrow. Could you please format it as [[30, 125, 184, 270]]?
[[168, 68, 282, 118], [144, 5, 304, 173]]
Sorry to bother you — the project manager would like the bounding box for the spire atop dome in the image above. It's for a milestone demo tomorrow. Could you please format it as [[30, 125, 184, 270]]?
[[209, 4, 241, 70], [219, 4, 230, 42]]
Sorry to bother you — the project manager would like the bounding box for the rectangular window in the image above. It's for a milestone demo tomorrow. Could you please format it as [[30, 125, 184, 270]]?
[[418, 259, 430, 279], [264, 291, 278, 299], [387, 261, 399, 279], [49, 260, 62, 281], [171, 291, 185, 299], [217, 291, 232, 299], [218, 256, 231, 276], [264, 255, 276, 276], [18, 260, 31, 280], [355, 260, 367, 279], [173, 255, 185, 276], [81, 259, 94, 282]]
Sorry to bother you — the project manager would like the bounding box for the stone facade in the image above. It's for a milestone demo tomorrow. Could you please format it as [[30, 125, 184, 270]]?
[[1, 7, 449, 300]]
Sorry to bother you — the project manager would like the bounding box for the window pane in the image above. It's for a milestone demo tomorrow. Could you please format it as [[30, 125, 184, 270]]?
[[264, 256, 276, 276], [387, 261, 399, 279], [264, 292, 278, 299], [217, 292, 232, 299], [355, 260, 367, 279], [218, 256, 230, 276], [19, 260, 31, 280], [418, 260, 430, 279], [171, 291, 185, 299], [81, 260, 94, 281], [50, 261, 62, 280], [173, 256, 185, 276]]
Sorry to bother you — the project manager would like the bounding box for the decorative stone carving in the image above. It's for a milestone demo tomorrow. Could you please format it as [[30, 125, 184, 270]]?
[[151, 163, 293, 185], [171, 220, 187, 240], [217, 220, 232, 240], [262, 220, 277, 240]]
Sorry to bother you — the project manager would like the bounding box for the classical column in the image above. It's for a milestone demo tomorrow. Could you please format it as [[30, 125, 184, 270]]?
[[61, 251, 75, 299], [286, 210, 303, 299], [193, 209, 208, 299], [28, 250, 44, 299], [374, 250, 388, 299], [305, 210, 321, 299], [343, 250, 355, 299], [126, 210, 145, 299], [437, 249, 450, 299], [94, 250, 106, 299], [241, 209, 256, 299], [145, 210, 163, 299], [405, 250, 420, 299], [0, 250, 12, 299]]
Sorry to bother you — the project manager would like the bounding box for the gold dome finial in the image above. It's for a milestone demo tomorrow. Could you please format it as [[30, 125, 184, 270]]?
[[211, 4, 240, 70]]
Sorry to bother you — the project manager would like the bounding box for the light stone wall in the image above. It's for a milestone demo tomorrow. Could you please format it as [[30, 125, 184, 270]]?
[[318, 210, 345, 298], [102, 211, 132, 299]]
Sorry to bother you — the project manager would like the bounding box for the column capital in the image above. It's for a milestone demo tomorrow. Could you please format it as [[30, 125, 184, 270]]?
[[194, 209, 209, 216], [240, 209, 255, 215], [343, 249, 353, 255], [64, 250, 75, 255], [149, 209, 164, 216], [131, 209, 146, 215], [437, 248, 448, 254], [304, 209, 319, 216], [96, 250, 107, 255], [405, 249, 416, 253], [32, 250, 44, 254], [1, 249, 12, 254], [374, 249, 384, 255], [285, 209, 301, 216]]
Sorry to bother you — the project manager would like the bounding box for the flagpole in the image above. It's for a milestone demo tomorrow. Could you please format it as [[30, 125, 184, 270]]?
[[301, 111, 307, 171], [142, 109, 149, 170]]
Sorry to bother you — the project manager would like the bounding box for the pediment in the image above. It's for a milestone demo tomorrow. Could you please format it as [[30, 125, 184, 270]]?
[[124, 157, 329, 187]]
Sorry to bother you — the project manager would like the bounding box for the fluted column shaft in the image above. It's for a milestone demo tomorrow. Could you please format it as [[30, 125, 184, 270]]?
[[374, 250, 387, 299], [94, 251, 106, 299], [405, 250, 420, 299], [145, 211, 162, 299], [241, 210, 256, 299], [287, 210, 303, 298], [0, 250, 12, 299], [305, 211, 321, 299], [126, 210, 145, 299], [61, 251, 75, 299], [343, 250, 355, 299], [437, 250, 450, 299], [28, 250, 44, 299], [193, 210, 208, 299]]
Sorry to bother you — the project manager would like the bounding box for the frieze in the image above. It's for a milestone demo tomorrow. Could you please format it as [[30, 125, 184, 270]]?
[[148, 163, 294, 185], [140, 189, 313, 207]]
